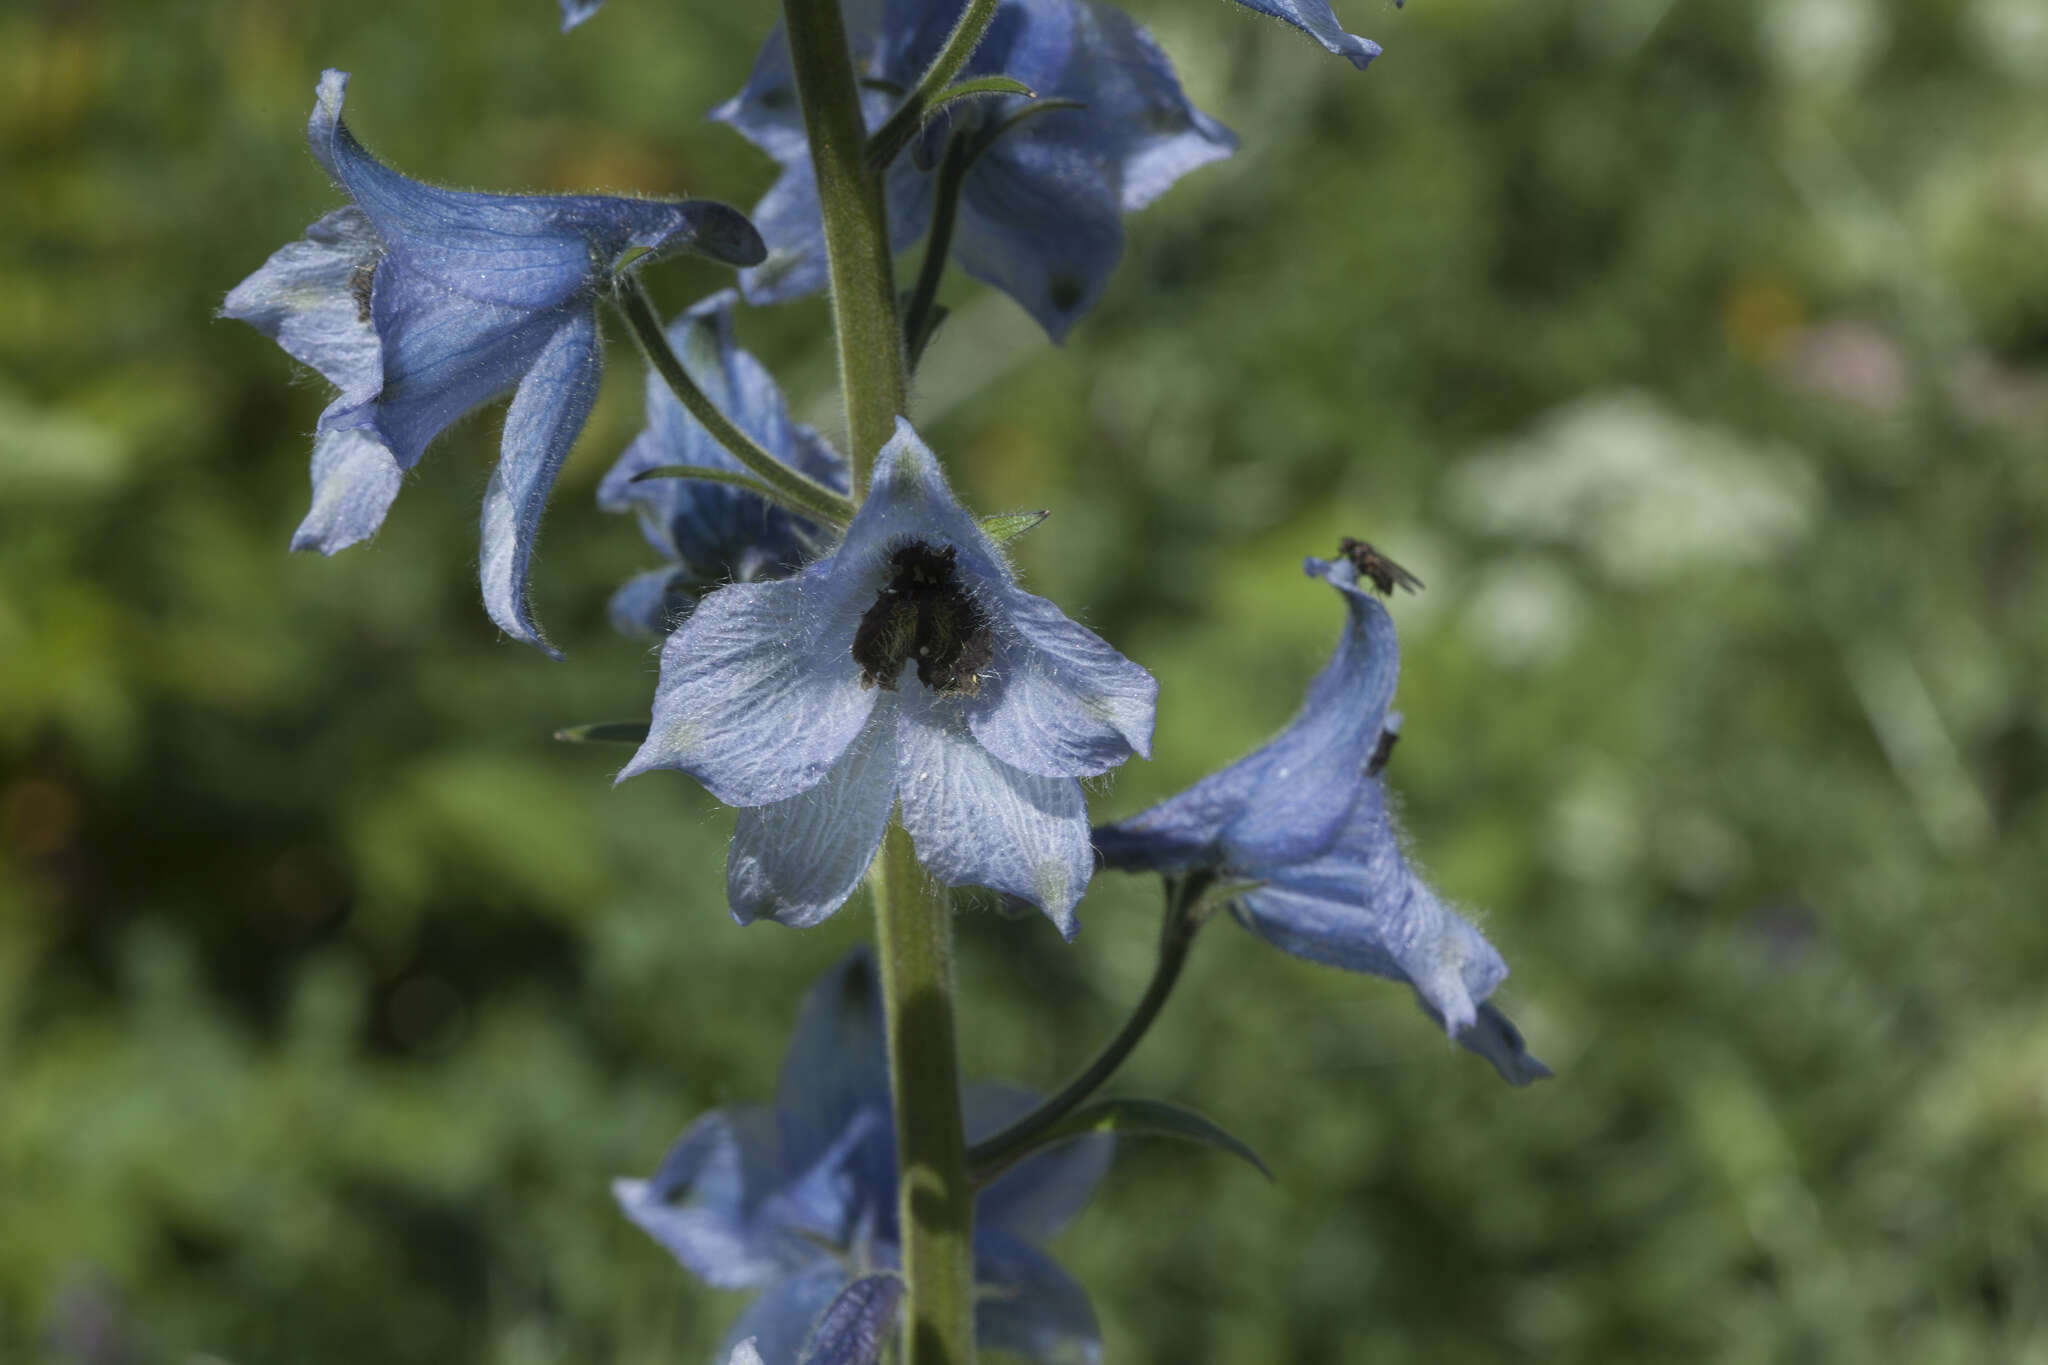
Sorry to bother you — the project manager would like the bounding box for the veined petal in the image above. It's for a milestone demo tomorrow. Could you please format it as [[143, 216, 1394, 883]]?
[[341, 263, 569, 465], [797, 1274, 904, 1365], [481, 307, 602, 655], [966, 1085, 1113, 1246], [620, 573, 877, 806], [954, 133, 1124, 344], [612, 1106, 798, 1290], [728, 713, 896, 929], [310, 70, 760, 310], [1215, 557, 1399, 866], [720, 1263, 853, 1365], [969, 585, 1155, 779], [973, 1233, 1102, 1365], [1234, 785, 1509, 1037], [1229, 0, 1383, 70], [220, 206, 383, 398], [1093, 553, 1400, 870], [896, 695, 1093, 938], [1056, 1, 1236, 212], [292, 426, 403, 554]]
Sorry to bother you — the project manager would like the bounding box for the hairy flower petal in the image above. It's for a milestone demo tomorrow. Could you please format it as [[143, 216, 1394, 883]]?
[[896, 694, 1093, 938], [969, 585, 1156, 778], [729, 716, 898, 929]]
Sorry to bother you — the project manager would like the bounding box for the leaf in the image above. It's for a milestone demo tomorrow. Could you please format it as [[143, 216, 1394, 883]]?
[[553, 721, 651, 745], [930, 75, 1036, 110], [975, 1097, 1272, 1184], [979, 510, 1050, 544]]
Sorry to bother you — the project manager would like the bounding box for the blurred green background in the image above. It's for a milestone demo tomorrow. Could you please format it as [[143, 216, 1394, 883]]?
[[5, 0, 2047, 1360]]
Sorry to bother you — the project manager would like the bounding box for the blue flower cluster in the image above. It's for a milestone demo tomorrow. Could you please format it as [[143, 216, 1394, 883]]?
[[233, 0, 1537, 1357], [616, 949, 1112, 1365]]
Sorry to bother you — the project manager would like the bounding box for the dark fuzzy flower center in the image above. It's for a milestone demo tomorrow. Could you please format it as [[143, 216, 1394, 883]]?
[[852, 541, 994, 696]]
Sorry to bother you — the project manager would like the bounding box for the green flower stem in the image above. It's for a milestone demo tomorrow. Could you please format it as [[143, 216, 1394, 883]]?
[[904, 134, 974, 369], [871, 820, 976, 1365], [966, 876, 1205, 1179], [781, 0, 909, 493], [867, 0, 1002, 174], [611, 275, 855, 524], [779, 3, 974, 1358]]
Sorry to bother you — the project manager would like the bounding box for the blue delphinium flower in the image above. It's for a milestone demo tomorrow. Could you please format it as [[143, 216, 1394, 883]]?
[[617, 949, 1112, 1365], [224, 69, 765, 654], [597, 291, 849, 635], [621, 418, 1155, 935], [1226, 0, 1393, 70], [1094, 553, 1549, 1084], [718, 0, 1235, 341], [558, 0, 604, 31]]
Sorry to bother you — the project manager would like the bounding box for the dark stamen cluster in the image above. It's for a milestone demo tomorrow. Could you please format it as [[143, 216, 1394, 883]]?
[[852, 541, 994, 696]]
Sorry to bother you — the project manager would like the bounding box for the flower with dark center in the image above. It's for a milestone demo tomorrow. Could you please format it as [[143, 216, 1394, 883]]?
[[621, 420, 1155, 935]]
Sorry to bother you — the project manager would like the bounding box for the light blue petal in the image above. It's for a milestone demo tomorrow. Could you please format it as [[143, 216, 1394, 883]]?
[[341, 263, 569, 465], [965, 1085, 1113, 1246], [1234, 783, 1509, 1036], [480, 307, 601, 655], [728, 710, 898, 928], [775, 948, 894, 1184], [720, 1264, 852, 1365], [220, 206, 383, 399], [292, 427, 404, 554], [620, 572, 878, 806], [1214, 557, 1399, 866], [613, 1106, 800, 1290], [1228, 0, 1383, 69], [797, 1274, 903, 1365], [558, 0, 603, 30], [310, 70, 761, 309], [973, 1233, 1101, 1365], [895, 693, 1093, 939], [968, 585, 1155, 779], [1093, 554, 1398, 872]]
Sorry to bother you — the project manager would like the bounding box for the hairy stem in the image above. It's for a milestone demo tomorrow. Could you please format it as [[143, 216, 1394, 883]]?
[[967, 878, 1203, 1178], [870, 822, 976, 1365], [612, 275, 854, 523], [782, 0, 908, 492], [867, 0, 1001, 174]]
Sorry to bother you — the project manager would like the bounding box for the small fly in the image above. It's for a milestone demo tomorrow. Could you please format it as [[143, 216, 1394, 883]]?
[[1337, 537, 1424, 597]]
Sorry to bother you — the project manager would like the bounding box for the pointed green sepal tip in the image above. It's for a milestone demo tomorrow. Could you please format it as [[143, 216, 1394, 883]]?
[[979, 510, 1051, 544], [554, 721, 653, 744]]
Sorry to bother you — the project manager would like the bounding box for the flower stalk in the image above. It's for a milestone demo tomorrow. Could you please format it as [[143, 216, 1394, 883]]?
[[866, 0, 1002, 174], [780, 0, 975, 1358], [612, 273, 855, 524], [967, 873, 1205, 1179], [781, 0, 908, 492]]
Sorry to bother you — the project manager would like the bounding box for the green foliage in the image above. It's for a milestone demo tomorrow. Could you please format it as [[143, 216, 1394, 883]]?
[[3, 0, 2046, 1362]]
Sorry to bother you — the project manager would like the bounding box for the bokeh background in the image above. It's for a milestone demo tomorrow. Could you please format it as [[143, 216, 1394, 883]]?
[[5, 0, 2047, 1360]]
